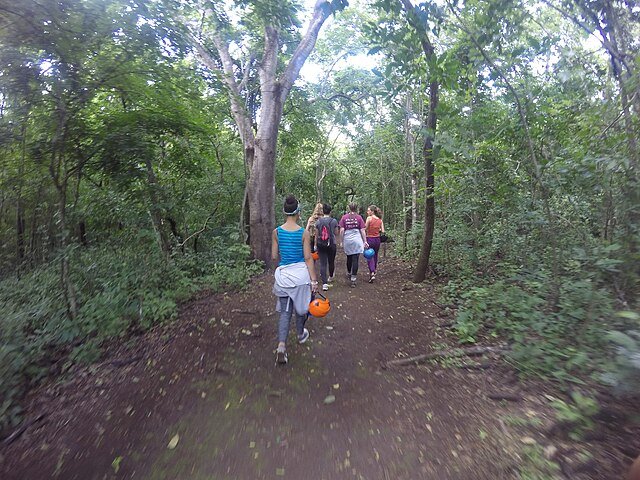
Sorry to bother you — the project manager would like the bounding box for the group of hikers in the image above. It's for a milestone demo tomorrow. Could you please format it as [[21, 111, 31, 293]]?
[[271, 195, 385, 364]]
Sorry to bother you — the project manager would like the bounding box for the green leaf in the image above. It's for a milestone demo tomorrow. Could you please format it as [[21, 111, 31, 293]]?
[[606, 331, 638, 349], [111, 456, 123, 473]]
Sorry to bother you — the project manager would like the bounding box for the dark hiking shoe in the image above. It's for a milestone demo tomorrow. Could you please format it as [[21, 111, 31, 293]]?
[[275, 348, 288, 365]]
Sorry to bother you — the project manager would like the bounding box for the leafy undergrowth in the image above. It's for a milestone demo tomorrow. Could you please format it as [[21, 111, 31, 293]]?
[[432, 257, 639, 475], [0, 239, 262, 436], [437, 259, 638, 395]]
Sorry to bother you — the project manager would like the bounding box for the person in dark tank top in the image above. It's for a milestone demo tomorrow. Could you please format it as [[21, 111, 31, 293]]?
[[314, 203, 339, 291]]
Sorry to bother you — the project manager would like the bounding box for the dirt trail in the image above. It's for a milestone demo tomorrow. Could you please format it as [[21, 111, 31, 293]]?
[[0, 256, 633, 479]]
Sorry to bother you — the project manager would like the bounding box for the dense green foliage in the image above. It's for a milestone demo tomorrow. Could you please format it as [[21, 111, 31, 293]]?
[[366, 0, 639, 393], [0, 236, 260, 432], [0, 0, 638, 438], [0, 0, 257, 433]]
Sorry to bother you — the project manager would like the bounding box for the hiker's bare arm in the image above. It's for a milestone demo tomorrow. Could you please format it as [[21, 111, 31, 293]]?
[[271, 229, 279, 263]]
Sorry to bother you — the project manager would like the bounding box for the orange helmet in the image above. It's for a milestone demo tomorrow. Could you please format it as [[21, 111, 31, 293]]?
[[309, 293, 330, 317], [311, 251, 319, 261]]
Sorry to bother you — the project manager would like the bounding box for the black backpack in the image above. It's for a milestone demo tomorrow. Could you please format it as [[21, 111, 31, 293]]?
[[317, 222, 331, 248]]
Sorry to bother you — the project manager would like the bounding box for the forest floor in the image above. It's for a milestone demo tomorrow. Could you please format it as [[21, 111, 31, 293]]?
[[0, 254, 637, 479]]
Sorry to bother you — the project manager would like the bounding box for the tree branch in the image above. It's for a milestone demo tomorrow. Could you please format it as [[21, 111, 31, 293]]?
[[238, 53, 256, 93], [539, 0, 631, 75], [259, 24, 280, 104], [399, 0, 435, 57], [280, 0, 332, 104], [445, 1, 542, 182], [185, 27, 255, 148], [178, 207, 218, 247]]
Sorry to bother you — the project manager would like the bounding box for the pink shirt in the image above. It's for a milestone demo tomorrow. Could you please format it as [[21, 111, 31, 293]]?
[[339, 213, 365, 231]]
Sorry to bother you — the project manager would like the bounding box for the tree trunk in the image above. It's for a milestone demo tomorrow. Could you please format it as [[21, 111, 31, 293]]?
[[413, 81, 439, 283], [188, 1, 341, 269], [411, 134, 418, 229], [58, 178, 78, 321], [403, 93, 412, 251], [401, 170, 408, 252], [398, 0, 440, 282], [144, 157, 171, 257], [601, 0, 639, 299], [16, 122, 28, 264], [29, 184, 43, 264], [16, 200, 25, 262], [248, 123, 279, 269], [50, 92, 78, 321], [314, 126, 336, 203], [412, 93, 421, 229], [397, 0, 440, 282]]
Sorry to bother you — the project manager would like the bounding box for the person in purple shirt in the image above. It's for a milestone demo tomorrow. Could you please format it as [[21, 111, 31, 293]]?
[[338, 203, 369, 287]]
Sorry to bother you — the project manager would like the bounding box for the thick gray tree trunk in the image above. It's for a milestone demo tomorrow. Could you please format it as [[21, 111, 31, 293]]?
[[188, 1, 341, 268]]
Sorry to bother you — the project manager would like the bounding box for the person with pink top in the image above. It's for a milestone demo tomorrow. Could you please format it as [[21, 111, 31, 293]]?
[[339, 203, 368, 288]]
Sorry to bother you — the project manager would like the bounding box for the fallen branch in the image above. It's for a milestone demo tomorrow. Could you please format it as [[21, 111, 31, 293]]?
[[387, 346, 507, 367], [3, 414, 46, 446]]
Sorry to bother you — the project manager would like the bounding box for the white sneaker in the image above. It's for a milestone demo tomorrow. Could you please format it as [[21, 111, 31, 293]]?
[[328, 276, 334, 283], [298, 328, 310, 344], [322, 283, 329, 291]]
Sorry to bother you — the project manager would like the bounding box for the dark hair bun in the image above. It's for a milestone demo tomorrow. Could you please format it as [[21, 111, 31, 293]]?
[[283, 195, 299, 214]]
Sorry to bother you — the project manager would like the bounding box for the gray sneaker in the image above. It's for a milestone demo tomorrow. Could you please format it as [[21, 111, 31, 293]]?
[[350, 276, 357, 287]]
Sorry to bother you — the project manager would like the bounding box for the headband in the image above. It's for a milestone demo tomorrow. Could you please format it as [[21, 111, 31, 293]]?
[[283, 205, 300, 216]]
